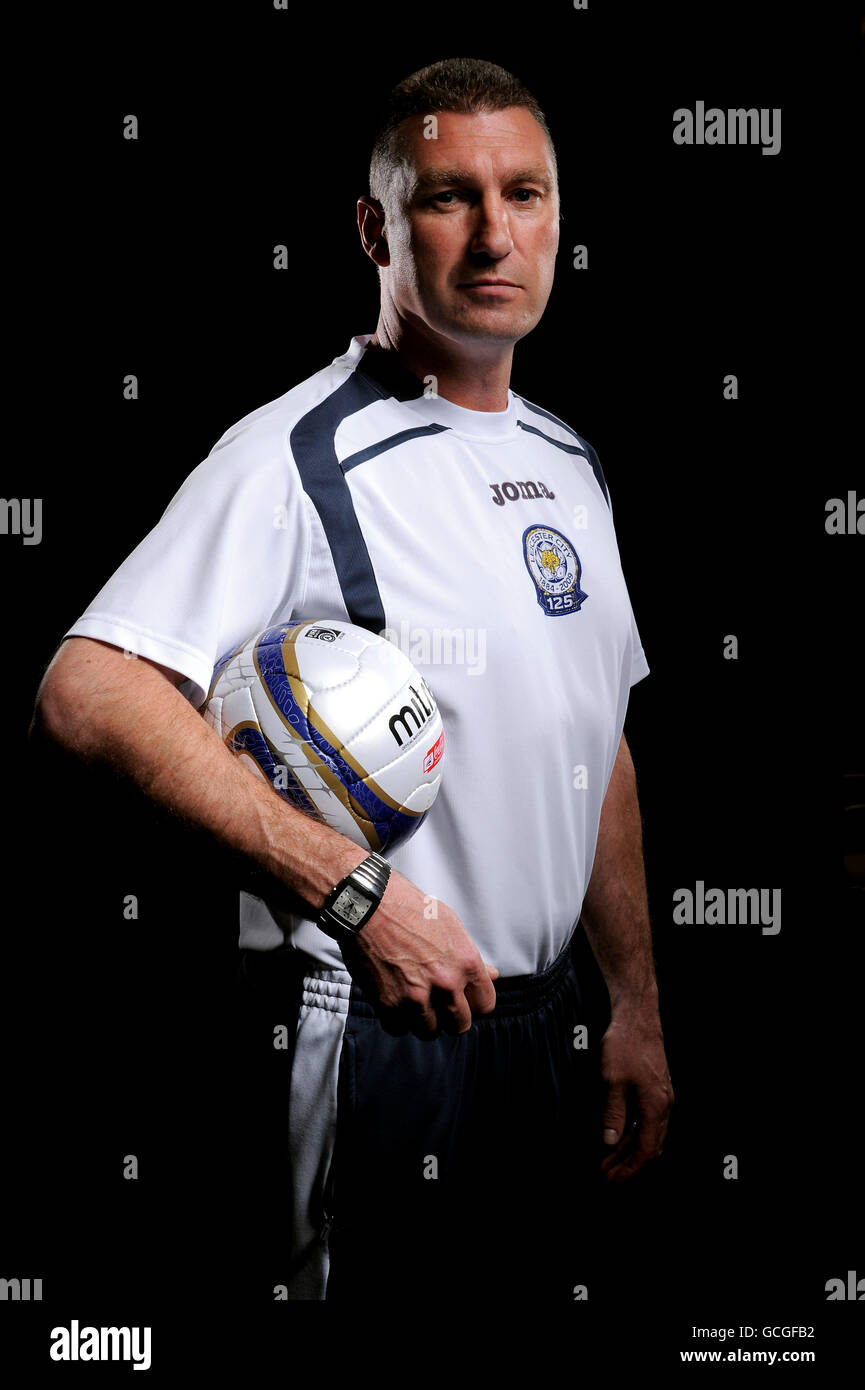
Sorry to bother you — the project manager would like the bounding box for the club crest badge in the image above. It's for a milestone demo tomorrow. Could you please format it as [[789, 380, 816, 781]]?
[[522, 524, 588, 617]]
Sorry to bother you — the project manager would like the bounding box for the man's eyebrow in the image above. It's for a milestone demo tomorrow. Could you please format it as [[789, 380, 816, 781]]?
[[410, 166, 555, 195]]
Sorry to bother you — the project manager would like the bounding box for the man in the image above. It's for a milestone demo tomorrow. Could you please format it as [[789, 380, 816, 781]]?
[[33, 57, 673, 1301]]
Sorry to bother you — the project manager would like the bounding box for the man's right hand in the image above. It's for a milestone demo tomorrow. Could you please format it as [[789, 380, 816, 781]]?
[[339, 869, 498, 1039]]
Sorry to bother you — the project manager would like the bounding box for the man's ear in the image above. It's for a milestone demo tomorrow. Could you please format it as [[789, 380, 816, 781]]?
[[357, 196, 390, 267]]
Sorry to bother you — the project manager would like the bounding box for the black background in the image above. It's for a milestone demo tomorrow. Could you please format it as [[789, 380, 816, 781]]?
[[3, 0, 862, 1373]]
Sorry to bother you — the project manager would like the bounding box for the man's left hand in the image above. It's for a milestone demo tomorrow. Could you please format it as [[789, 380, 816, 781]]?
[[597, 1009, 674, 1182]]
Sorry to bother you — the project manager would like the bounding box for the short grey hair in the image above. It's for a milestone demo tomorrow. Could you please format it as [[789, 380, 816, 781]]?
[[368, 56, 558, 219]]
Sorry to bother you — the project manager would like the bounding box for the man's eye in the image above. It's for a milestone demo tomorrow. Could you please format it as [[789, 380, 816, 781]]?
[[427, 188, 541, 207]]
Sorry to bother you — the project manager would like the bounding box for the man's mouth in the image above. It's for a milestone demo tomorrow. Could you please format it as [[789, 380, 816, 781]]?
[[457, 279, 521, 294]]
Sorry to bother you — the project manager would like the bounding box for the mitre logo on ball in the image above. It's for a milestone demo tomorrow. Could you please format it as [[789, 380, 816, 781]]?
[[202, 619, 445, 853]]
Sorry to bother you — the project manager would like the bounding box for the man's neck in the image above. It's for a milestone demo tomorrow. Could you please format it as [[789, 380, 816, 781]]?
[[367, 321, 514, 412]]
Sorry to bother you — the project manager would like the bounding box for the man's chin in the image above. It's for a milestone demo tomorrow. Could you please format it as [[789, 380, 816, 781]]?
[[437, 309, 540, 347]]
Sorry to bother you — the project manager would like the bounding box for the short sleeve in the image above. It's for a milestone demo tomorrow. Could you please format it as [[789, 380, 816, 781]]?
[[63, 426, 311, 707], [629, 612, 650, 686], [603, 478, 648, 687]]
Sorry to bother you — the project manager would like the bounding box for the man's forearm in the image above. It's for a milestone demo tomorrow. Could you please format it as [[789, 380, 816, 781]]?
[[32, 635, 500, 1034], [31, 637, 368, 914], [580, 733, 659, 1015]]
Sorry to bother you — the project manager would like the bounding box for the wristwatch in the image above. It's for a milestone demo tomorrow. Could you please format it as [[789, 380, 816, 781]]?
[[316, 851, 391, 941]]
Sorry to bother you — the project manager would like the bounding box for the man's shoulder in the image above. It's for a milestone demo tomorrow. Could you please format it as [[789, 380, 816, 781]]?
[[512, 390, 594, 454], [512, 391, 610, 506], [207, 345, 358, 464]]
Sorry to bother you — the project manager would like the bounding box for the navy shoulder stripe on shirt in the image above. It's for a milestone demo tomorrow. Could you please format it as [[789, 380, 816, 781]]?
[[289, 369, 390, 634], [514, 394, 610, 507]]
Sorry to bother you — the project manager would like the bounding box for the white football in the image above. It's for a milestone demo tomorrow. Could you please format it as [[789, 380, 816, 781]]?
[[202, 619, 445, 853]]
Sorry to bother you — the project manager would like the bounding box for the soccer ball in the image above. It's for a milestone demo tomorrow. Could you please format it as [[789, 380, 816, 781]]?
[[202, 619, 445, 853]]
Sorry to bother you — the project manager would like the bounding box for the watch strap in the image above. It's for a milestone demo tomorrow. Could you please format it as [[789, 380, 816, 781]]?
[[317, 851, 391, 938]]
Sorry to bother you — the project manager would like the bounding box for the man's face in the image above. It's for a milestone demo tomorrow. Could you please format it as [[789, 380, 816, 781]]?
[[379, 107, 560, 350]]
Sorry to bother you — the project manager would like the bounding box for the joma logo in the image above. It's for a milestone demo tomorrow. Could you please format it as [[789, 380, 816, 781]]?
[[490, 480, 556, 507]]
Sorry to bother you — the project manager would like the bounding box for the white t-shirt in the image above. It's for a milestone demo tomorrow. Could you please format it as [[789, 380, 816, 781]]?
[[65, 334, 649, 976]]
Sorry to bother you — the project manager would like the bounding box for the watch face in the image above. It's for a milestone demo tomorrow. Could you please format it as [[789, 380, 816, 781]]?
[[332, 886, 373, 927]]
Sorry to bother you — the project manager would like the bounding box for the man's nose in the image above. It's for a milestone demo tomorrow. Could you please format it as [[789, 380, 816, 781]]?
[[468, 195, 515, 259]]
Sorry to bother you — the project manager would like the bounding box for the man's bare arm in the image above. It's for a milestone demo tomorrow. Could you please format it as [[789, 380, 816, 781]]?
[[580, 732, 674, 1180], [31, 636, 497, 1035]]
